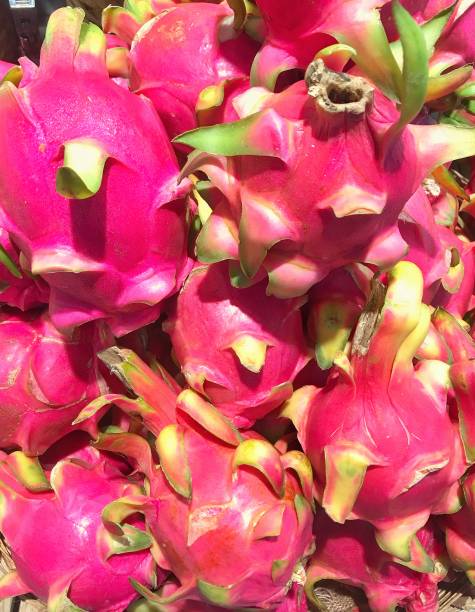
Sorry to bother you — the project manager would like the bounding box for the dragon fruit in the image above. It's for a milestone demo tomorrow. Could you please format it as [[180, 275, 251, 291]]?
[[104, 1, 258, 138], [442, 466, 475, 584], [164, 262, 309, 428], [76, 347, 315, 608], [429, 1, 475, 72], [131, 579, 308, 611], [419, 308, 475, 398], [381, 1, 473, 103], [0, 7, 190, 336], [0, 309, 111, 455], [449, 354, 475, 466], [282, 262, 466, 563], [176, 50, 475, 297], [253, 0, 470, 103], [431, 307, 475, 364], [250, 0, 402, 91], [0, 0, 473, 608], [399, 188, 449, 298], [0, 443, 156, 610], [431, 228, 475, 319], [0, 228, 49, 310], [399, 187, 475, 314], [306, 510, 447, 612], [381, 0, 455, 40], [420, 2, 475, 103]]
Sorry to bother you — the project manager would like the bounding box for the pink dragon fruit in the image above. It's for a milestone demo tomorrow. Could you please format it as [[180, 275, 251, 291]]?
[[0, 443, 156, 610], [430, 1, 475, 72], [75, 348, 315, 609], [0, 228, 49, 310], [252, 0, 468, 101], [0, 309, 111, 455], [131, 579, 309, 611], [282, 262, 466, 564], [431, 307, 475, 365], [104, 1, 258, 138], [101, 0, 178, 48], [442, 466, 475, 584], [0, 7, 190, 336], [434, 328, 475, 584], [382, 1, 473, 103], [399, 188, 449, 298], [416, 1, 475, 103], [306, 510, 447, 612], [381, 0, 455, 40], [164, 262, 309, 428], [251, 0, 401, 91], [176, 50, 475, 297], [398, 187, 475, 314], [431, 228, 475, 319], [449, 354, 475, 465], [415, 316, 453, 363]]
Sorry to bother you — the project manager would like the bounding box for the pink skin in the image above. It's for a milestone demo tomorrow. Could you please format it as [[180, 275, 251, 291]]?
[[128, 3, 258, 138], [0, 310, 111, 455], [253, 0, 337, 75], [308, 266, 369, 320], [252, 0, 392, 82], [0, 228, 49, 310], [305, 357, 463, 525], [429, 308, 475, 366], [230, 85, 416, 270], [148, 580, 308, 611], [144, 417, 314, 608], [431, 228, 475, 319], [164, 262, 310, 428], [77, 349, 315, 609], [185, 77, 455, 298], [400, 177, 474, 319], [293, 360, 330, 390], [307, 511, 446, 612], [0, 446, 156, 610], [442, 468, 475, 583], [0, 8, 190, 336], [381, 0, 454, 40], [300, 263, 467, 556], [431, 1, 475, 69], [400, 188, 451, 302], [105, 33, 127, 49], [178, 46, 475, 300], [461, 215, 475, 268]]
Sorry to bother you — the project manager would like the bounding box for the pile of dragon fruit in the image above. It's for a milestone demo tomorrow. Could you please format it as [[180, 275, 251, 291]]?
[[1, 0, 475, 610]]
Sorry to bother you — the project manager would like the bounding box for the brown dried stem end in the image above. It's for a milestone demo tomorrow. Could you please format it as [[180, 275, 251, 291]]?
[[305, 58, 373, 115], [352, 277, 386, 357]]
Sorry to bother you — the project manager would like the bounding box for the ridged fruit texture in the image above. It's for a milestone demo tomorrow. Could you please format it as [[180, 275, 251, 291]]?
[[0, 0, 474, 610]]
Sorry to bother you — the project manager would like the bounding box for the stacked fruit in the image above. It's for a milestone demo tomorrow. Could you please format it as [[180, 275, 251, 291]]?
[[0, 0, 474, 610]]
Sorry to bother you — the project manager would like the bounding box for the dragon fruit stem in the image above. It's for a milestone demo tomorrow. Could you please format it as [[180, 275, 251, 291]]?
[[305, 59, 373, 115], [354, 261, 424, 381], [99, 347, 177, 420]]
